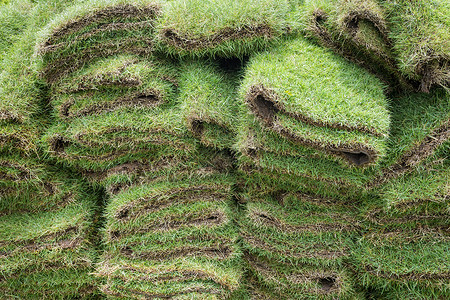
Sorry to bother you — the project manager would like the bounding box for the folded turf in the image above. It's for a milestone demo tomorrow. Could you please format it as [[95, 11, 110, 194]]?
[[0, 190, 99, 298], [239, 36, 390, 167], [178, 60, 240, 149], [237, 190, 361, 299], [376, 0, 450, 92], [351, 228, 450, 299], [155, 0, 291, 58], [97, 174, 243, 298], [36, 0, 164, 83], [49, 54, 178, 120], [294, 0, 413, 92], [237, 87, 449, 194]]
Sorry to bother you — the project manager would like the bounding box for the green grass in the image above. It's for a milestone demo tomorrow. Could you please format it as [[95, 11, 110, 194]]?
[[35, 0, 163, 83], [50, 54, 179, 120], [41, 107, 199, 171], [97, 175, 243, 298], [178, 59, 240, 149], [377, 0, 450, 92], [155, 0, 291, 57], [238, 36, 390, 167], [350, 228, 450, 299], [236, 87, 449, 192], [294, 0, 413, 91], [0, 190, 100, 298], [239, 191, 360, 268]]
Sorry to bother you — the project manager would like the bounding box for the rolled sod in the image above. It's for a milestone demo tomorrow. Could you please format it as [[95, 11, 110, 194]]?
[[155, 0, 291, 58], [236, 87, 449, 194], [178, 59, 240, 149], [237, 190, 362, 299], [49, 54, 178, 120], [0, 191, 100, 298], [239, 36, 390, 168], [97, 175, 243, 298], [0, 156, 92, 216], [350, 228, 450, 299], [41, 107, 199, 172], [362, 156, 449, 234], [239, 191, 360, 268], [244, 252, 358, 300], [36, 0, 164, 83], [94, 147, 234, 196], [294, 0, 413, 92], [376, 0, 450, 92]]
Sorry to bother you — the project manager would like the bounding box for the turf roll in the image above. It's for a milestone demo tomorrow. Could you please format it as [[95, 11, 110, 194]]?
[[376, 0, 450, 92], [155, 0, 291, 58], [239, 36, 390, 168], [0, 188, 99, 298], [237, 190, 361, 299], [49, 54, 178, 121], [41, 54, 198, 172], [350, 227, 449, 299], [178, 60, 240, 149], [237, 87, 449, 194], [97, 174, 243, 299], [36, 0, 163, 83], [295, 0, 413, 92]]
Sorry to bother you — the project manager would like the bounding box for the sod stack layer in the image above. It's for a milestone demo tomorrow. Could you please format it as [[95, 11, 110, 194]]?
[[41, 53, 198, 172], [295, 0, 414, 92], [155, 0, 291, 58], [97, 173, 243, 299], [237, 84, 449, 199], [238, 36, 390, 168], [376, 0, 450, 92], [36, 0, 164, 84], [0, 186, 100, 298], [178, 60, 240, 149], [239, 191, 361, 299]]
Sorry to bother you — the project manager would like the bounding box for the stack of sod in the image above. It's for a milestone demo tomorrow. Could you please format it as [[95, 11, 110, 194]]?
[[235, 36, 390, 197], [239, 190, 361, 299], [376, 0, 450, 92], [155, 0, 291, 58], [237, 71, 449, 198], [295, 0, 414, 92], [0, 183, 100, 298], [36, 0, 164, 84], [350, 228, 449, 299], [92, 147, 235, 197], [96, 172, 243, 298], [41, 54, 198, 172], [178, 59, 240, 149]]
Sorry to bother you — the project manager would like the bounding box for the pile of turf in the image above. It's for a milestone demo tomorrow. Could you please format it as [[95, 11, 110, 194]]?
[[0, 182, 100, 298], [238, 190, 361, 299], [97, 170, 243, 298], [41, 53, 198, 172]]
